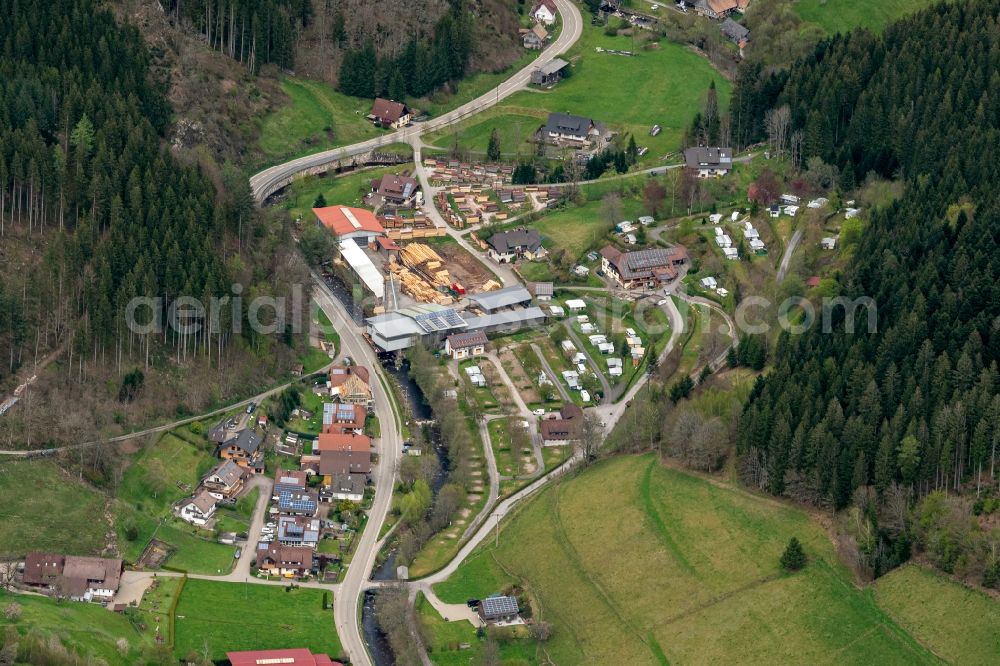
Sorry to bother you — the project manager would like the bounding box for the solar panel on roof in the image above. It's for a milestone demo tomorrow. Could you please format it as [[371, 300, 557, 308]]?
[[402, 183, 413, 198], [481, 596, 519, 617]]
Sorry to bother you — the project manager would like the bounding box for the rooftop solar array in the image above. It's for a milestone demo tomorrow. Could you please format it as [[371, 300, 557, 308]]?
[[278, 490, 316, 512], [625, 248, 670, 270], [481, 596, 519, 617], [413, 308, 466, 333]]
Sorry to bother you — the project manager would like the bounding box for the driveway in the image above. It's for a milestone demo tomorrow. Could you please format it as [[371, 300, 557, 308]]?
[[230, 475, 274, 580], [561, 322, 613, 405], [530, 343, 571, 402], [485, 351, 544, 473]]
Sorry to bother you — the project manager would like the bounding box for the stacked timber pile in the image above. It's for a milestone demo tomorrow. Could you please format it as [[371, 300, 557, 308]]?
[[386, 261, 453, 305], [481, 279, 502, 292], [401, 243, 451, 288], [383, 243, 455, 305]]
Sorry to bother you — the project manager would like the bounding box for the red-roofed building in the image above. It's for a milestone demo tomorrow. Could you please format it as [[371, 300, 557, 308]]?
[[313, 206, 385, 243], [375, 236, 401, 260], [368, 98, 411, 129], [316, 432, 371, 453], [227, 648, 340, 666]]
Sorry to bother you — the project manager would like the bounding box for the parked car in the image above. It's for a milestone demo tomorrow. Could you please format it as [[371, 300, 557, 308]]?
[[657, 299, 668, 306], [532, 408, 545, 416], [246, 402, 256, 414], [466, 598, 480, 608], [234, 548, 242, 559]]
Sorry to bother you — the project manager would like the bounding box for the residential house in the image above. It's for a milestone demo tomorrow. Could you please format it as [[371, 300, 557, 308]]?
[[23, 553, 122, 602], [176, 489, 217, 526], [202, 459, 248, 500], [227, 648, 341, 666], [541, 112, 603, 146], [322, 402, 367, 435], [277, 516, 321, 548], [317, 432, 373, 482], [523, 23, 548, 49], [218, 429, 264, 473], [527, 282, 554, 301], [541, 404, 583, 444], [684, 146, 733, 178], [693, 0, 750, 19], [275, 469, 309, 495], [277, 489, 318, 517], [22, 553, 63, 588], [317, 432, 371, 455], [313, 206, 385, 244], [323, 473, 367, 503], [530, 58, 568, 86], [531, 0, 557, 24], [319, 449, 372, 478], [368, 98, 411, 129], [256, 543, 313, 578], [720, 18, 749, 44], [478, 595, 520, 624], [486, 228, 545, 263], [445, 330, 488, 360], [374, 174, 419, 207], [599, 245, 689, 289], [328, 365, 374, 407]]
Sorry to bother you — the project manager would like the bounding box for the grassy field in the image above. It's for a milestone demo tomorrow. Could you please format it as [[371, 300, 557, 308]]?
[[173, 579, 341, 661], [258, 77, 386, 165], [426, 27, 730, 162], [794, 0, 937, 34], [527, 195, 646, 259], [875, 564, 1000, 665], [115, 432, 239, 574], [119, 433, 218, 516], [0, 588, 151, 665], [0, 459, 109, 557], [435, 454, 938, 665]]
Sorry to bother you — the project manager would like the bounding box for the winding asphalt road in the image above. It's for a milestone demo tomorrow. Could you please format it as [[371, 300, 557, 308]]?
[[311, 272, 403, 666], [249, 0, 584, 203]]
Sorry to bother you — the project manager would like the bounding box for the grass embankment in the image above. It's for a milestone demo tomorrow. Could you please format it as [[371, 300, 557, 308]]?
[[258, 77, 385, 166], [434, 454, 939, 665], [875, 564, 1000, 665], [283, 163, 412, 221], [0, 458, 109, 557], [116, 432, 239, 574], [173, 579, 341, 661], [0, 588, 152, 665], [794, 0, 937, 35]]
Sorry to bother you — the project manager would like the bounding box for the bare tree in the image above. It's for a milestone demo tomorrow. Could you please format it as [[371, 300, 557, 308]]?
[[765, 105, 792, 159], [601, 192, 624, 228], [579, 412, 604, 463]]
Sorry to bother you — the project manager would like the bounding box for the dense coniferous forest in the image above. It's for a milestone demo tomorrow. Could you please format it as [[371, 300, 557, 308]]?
[[0, 0, 301, 403], [163, 0, 312, 71], [337, 1, 475, 100], [734, 0, 1000, 578]]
